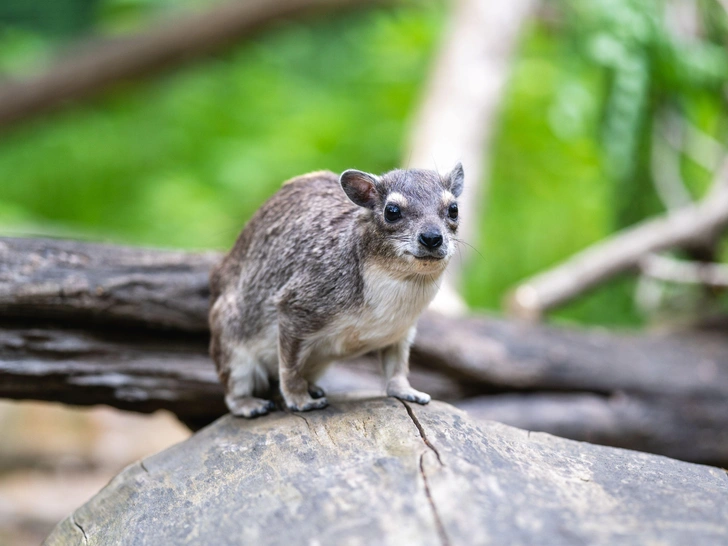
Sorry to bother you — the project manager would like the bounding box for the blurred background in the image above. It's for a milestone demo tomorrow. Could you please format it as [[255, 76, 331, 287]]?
[[1, 0, 727, 543]]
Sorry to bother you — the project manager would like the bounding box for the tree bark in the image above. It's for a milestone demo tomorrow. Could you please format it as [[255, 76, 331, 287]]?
[[0, 237, 216, 332], [413, 312, 728, 398], [0, 320, 223, 427], [0, 319, 469, 429], [0, 0, 387, 129]]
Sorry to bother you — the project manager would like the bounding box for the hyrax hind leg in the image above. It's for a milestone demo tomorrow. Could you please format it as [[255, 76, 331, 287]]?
[[277, 321, 329, 412], [223, 351, 276, 418], [210, 301, 275, 418]]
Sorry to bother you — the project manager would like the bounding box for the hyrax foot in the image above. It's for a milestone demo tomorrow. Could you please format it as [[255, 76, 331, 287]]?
[[285, 393, 329, 412], [308, 384, 326, 399], [387, 385, 431, 405], [226, 395, 276, 418]]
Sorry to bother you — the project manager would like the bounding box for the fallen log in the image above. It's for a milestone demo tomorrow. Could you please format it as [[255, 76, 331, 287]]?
[[0, 320, 224, 428], [2, 237, 728, 465], [414, 312, 728, 398], [4, 236, 727, 396], [0, 237, 216, 332], [0, 319, 469, 429]]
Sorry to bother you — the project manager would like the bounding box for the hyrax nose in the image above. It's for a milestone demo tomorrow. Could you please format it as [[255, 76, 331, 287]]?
[[418, 230, 443, 249]]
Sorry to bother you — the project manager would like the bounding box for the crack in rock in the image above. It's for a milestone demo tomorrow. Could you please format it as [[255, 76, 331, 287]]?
[[322, 423, 338, 447], [419, 452, 451, 546], [70, 513, 89, 545], [291, 412, 330, 447], [400, 400, 443, 466], [291, 412, 313, 432]]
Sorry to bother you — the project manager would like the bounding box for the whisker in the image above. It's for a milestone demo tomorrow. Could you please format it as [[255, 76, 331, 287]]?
[[431, 155, 446, 187], [431, 273, 442, 291], [453, 237, 486, 262]]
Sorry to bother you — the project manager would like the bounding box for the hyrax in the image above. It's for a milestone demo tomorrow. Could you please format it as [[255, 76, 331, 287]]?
[[209, 164, 464, 417]]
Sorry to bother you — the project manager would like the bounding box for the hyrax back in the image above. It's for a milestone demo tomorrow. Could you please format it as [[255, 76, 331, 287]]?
[[209, 165, 464, 417]]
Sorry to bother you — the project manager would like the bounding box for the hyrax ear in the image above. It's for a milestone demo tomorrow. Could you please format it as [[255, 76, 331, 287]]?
[[447, 162, 465, 197], [340, 169, 381, 209]]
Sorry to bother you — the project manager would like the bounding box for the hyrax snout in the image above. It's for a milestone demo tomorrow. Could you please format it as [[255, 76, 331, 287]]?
[[209, 164, 464, 417]]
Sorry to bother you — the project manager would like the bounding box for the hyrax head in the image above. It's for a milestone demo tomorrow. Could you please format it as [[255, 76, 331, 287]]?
[[339, 164, 464, 275]]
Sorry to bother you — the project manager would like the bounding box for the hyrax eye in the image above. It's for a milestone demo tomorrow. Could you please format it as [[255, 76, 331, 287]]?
[[448, 203, 459, 220], [384, 204, 402, 222]]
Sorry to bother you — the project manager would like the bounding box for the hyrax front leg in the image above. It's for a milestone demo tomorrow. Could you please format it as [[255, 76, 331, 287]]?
[[278, 329, 329, 412], [307, 384, 327, 399], [381, 328, 431, 405]]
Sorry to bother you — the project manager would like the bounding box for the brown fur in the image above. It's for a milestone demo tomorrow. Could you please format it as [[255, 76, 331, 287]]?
[[209, 165, 464, 417]]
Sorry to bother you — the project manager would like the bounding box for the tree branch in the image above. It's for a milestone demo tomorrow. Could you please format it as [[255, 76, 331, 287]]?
[[507, 160, 728, 320], [640, 253, 728, 287], [0, 0, 387, 129]]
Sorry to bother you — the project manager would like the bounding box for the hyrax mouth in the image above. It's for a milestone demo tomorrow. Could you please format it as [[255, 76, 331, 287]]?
[[414, 255, 444, 261]]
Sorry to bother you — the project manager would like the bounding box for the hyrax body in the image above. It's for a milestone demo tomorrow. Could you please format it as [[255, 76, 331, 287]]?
[[209, 165, 464, 417]]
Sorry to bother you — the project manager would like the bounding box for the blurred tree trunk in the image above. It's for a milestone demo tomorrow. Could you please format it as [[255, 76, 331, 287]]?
[[405, 0, 538, 314]]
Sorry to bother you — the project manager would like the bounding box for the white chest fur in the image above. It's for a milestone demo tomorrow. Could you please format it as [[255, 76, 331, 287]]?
[[311, 263, 442, 361]]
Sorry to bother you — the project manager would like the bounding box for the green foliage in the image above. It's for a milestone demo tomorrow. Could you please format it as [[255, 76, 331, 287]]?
[[561, 0, 728, 228], [0, 5, 444, 249], [0, 0, 99, 36], [461, 0, 728, 326], [462, 24, 643, 326]]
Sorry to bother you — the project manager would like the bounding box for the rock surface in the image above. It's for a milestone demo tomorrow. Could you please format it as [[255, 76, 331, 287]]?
[[45, 398, 728, 546]]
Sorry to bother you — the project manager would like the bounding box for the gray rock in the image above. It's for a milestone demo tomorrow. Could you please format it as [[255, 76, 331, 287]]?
[[45, 398, 728, 546]]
